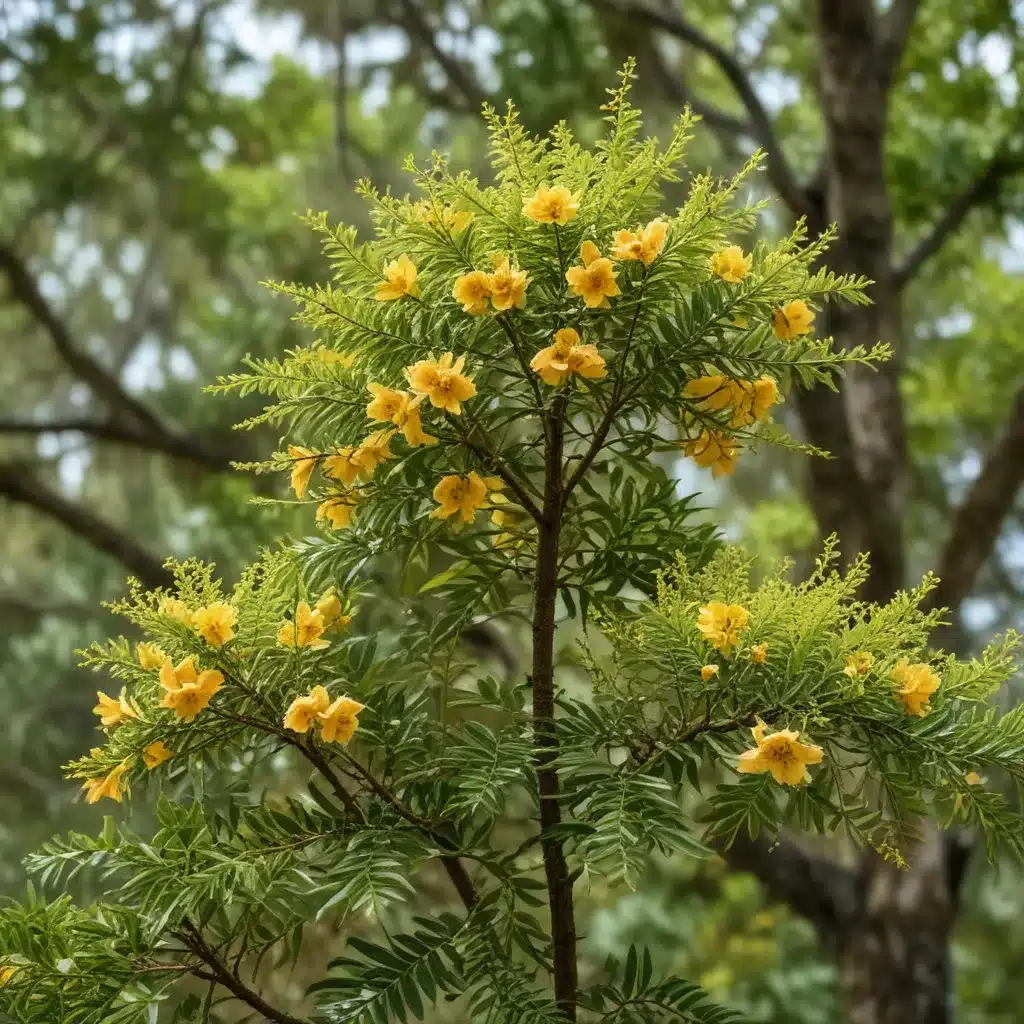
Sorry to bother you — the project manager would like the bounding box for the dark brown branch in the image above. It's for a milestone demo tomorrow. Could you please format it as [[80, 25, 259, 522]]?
[[878, 0, 923, 90], [398, 0, 488, 114], [179, 921, 309, 1024], [894, 148, 1024, 289], [926, 386, 1024, 612], [533, 392, 577, 1019], [0, 462, 173, 589], [0, 242, 166, 436], [585, 0, 811, 219], [0, 418, 239, 471]]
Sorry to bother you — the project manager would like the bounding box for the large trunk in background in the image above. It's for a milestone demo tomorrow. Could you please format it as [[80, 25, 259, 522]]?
[[803, 3, 956, 1021]]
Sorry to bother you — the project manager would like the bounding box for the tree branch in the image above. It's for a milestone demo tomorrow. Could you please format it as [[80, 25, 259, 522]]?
[[894, 148, 1024, 290], [925, 385, 1024, 612], [0, 242, 167, 436], [179, 920, 309, 1024], [585, 0, 811, 219], [0, 418, 238, 471], [877, 0, 923, 90], [398, 0, 488, 114], [0, 462, 173, 589]]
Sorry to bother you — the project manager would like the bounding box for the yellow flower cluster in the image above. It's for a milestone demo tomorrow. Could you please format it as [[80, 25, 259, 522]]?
[[530, 328, 607, 386], [452, 256, 530, 315], [160, 657, 224, 724], [892, 658, 940, 717], [610, 219, 669, 265], [683, 374, 778, 428], [283, 685, 365, 744], [843, 650, 874, 679], [710, 245, 751, 283], [366, 384, 438, 446], [682, 429, 739, 478], [278, 591, 349, 649], [771, 299, 815, 341], [432, 472, 505, 524], [696, 601, 749, 655], [193, 601, 237, 648]]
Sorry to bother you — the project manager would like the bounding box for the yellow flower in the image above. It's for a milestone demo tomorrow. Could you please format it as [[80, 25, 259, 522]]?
[[278, 601, 330, 650], [93, 690, 138, 728], [684, 374, 778, 428], [395, 400, 438, 447], [354, 428, 396, 477], [283, 685, 331, 734], [375, 253, 419, 301], [0, 966, 18, 985], [566, 240, 621, 308], [771, 299, 814, 341], [83, 761, 131, 804], [683, 429, 740, 477], [315, 589, 350, 631], [405, 352, 476, 415], [701, 665, 719, 682], [489, 496, 532, 551], [136, 641, 166, 670], [710, 245, 751, 283], [522, 184, 579, 225], [323, 447, 366, 486], [486, 256, 529, 311], [143, 741, 173, 769], [452, 270, 493, 315], [159, 597, 193, 625], [737, 719, 824, 786], [683, 374, 734, 413], [366, 383, 408, 423], [316, 492, 360, 530], [749, 643, 769, 664], [366, 384, 439, 447], [318, 695, 365, 744], [611, 219, 669, 264], [842, 651, 875, 679], [431, 472, 503, 524], [159, 659, 223, 723], [966, 771, 983, 786], [696, 601, 749, 655], [892, 658, 940, 717], [160, 656, 198, 691], [193, 601, 237, 648], [287, 445, 318, 499], [530, 327, 607, 386]]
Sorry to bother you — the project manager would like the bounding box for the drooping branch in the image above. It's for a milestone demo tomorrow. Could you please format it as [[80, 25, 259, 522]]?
[[925, 385, 1024, 613], [0, 462, 173, 590], [585, 0, 812, 219], [894, 148, 1024, 289]]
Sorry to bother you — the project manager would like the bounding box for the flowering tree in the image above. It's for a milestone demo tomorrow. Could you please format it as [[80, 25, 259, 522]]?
[[1, 71, 1022, 1024]]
